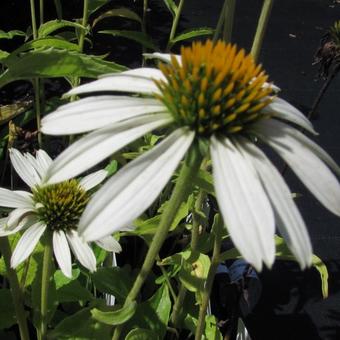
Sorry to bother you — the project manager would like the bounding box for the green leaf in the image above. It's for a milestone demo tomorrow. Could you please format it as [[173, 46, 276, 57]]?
[[125, 328, 158, 340], [162, 0, 178, 17], [88, 0, 109, 15], [105, 159, 118, 176], [49, 306, 111, 340], [0, 30, 25, 40], [0, 48, 127, 88], [126, 284, 171, 339], [169, 27, 214, 47], [205, 315, 223, 340], [91, 267, 133, 301], [91, 301, 137, 325], [194, 169, 214, 195], [38, 19, 87, 38], [0, 50, 9, 60], [93, 8, 142, 27], [99, 30, 158, 51], [0, 290, 16, 329]]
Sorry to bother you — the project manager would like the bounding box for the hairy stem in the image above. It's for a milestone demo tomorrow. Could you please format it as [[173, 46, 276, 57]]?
[[112, 146, 203, 340], [0, 238, 30, 340]]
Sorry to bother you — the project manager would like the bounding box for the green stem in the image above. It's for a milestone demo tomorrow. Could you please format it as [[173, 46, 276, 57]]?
[[141, 0, 148, 66], [112, 146, 203, 340], [0, 238, 30, 340], [78, 0, 89, 53], [222, 0, 236, 43], [195, 216, 223, 340], [213, 0, 227, 42], [250, 0, 274, 62], [33, 79, 42, 147], [30, 0, 38, 39], [40, 232, 53, 340], [157, 255, 177, 301], [39, 0, 44, 25], [167, 0, 185, 51], [170, 285, 187, 327]]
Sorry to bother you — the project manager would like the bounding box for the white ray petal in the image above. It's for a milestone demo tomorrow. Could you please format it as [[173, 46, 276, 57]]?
[[255, 119, 340, 216], [118, 68, 166, 81], [262, 97, 317, 134], [240, 138, 312, 269], [0, 188, 32, 208], [66, 230, 97, 272], [9, 149, 41, 188], [144, 52, 182, 65], [79, 170, 107, 191], [67, 74, 161, 97], [7, 208, 35, 228], [44, 113, 173, 184], [79, 128, 195, 242], [210, 136, 275, 271], [53, 230, 72, 278], [41, 96, 166, 135], [0, 215, 36, 236], [95, 236, 122, 252], [11, 223, 46, 268], [35, 150, 52, 177]]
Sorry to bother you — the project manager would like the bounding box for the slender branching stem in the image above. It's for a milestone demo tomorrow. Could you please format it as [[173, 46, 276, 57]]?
[[0, 238, 30, 340], [39, 0, 44, 25], [213, 0, 227, 42], [39, 232, 53, 340], [250, 0, 274, 62], [167, 0, 185, 51], [112, 146, 203, 340], [223, 0, 236, 43], [30, 0, 38, 39], [195, 216, 223, 340]]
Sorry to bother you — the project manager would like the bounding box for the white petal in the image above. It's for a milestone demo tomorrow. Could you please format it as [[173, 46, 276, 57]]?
[[9, 149, 41, 188], [95, 236, 122, 252], [79, 170, 107, 191], [66, 230, 97, 272], [117, 68, 166, 81], [210, 136, 275, 270], [262, 97, 317, 134], [7, 208, 35, 228], [0, 215, 36, 236], [67, 74, 161, 97], [35, 150, 52, 176], [0, 188, 32, 208], [79, 128, 195, 242], [11, 223, 46, 268], [44, 113, 173, 184], [240, 139, 312, 269], [53, 230, 72, 278], [144, 52, 182, 65], [41, 96, 167, 135], [255, 119, 340, 216]]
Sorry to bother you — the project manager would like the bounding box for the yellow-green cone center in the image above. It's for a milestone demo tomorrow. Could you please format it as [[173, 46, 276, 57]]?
[[154, 40, 274, 137], [32, 180, 89, 231]]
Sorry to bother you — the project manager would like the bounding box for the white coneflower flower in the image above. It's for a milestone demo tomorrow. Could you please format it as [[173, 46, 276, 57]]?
[[41, 40, 340, 271], [0, 149, 121, 278]]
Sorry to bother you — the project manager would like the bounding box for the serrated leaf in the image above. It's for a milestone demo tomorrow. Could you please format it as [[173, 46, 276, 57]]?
[[99, 30, 157, 51], [169, 27, 214, 47], [0, 48, 127, 88], [49, 306, 111, 340], [125, 328, 158, 340], [0, 30, 25, 40], [38, 19, 87, 38], [91, 266, 133, 302], [93, 8, 142, 27], [91, 301, 137, 325], [162, 0, 178, 17]]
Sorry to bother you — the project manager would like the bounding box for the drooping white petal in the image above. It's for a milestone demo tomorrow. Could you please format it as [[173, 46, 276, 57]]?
[[262, 97, 317, 134], [255, 119, 340, 216], [79, 170, 107, 191], [0, 215, 36, 236], [0, 188, 32, 208], [35, 150, 52, 177], [44, 113, 173, 184], [95, 236, 122, 252], [79, 128, 195, 242], [41, 96, 167, 135], [53, 230, 72, 278], [11, 223, 46, 268], [7, 208, 35, 228], [67, 74, 161, 97], [9, 149, 41, 188], [210, 136, 275, 271], [66, 230, 97, 272], [239, 138, 312, 269]]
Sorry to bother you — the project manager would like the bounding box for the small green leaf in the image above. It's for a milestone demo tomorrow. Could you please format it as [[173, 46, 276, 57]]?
[[0, 30, 25, 40], [91, 301, 137, 325], [169, 27, 214, 48], [194, 169, 215, 195], [125, 328, 158, 340], [0, 48, 127, 88], [38, 19, 87, 38], [205, 315, 223, 340], [105, 159, 118, 176], [88, 0, 109, 15], [99, 30, 158, 51], [93, 8, 142, 27], [162, 0, 178, 17], [0, 50, 9, 60]]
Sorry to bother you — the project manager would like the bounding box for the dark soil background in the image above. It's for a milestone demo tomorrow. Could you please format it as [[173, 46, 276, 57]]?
[[0, 0, 340, 339]]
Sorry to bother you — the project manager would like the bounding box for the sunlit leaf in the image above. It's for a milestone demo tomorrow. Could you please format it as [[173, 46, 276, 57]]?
[[0, 50, 9, 60], [99, 30, 158, 51], [205, 315, 223, 340], [93, 8, 142, 27], [0, 30, 25, 40], [38, 19, 87, 38]]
